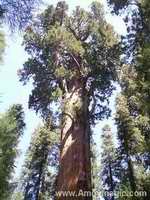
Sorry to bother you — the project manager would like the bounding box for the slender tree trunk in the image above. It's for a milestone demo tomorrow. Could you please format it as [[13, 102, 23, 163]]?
[[36, 145, 48, 200], [127, 156, 137, 193], [56, 78, 92, 200], [108, 161, 114, 200], [24, 145, 48, 200], [125, 132, 137, 198], [35, 160, 44, 200]]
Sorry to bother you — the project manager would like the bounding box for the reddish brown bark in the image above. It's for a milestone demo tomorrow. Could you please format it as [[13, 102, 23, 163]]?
[[56, 78, 92, 200]]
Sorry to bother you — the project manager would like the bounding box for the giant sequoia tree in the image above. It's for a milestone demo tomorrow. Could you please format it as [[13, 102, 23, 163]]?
[[19, 1, 119, 199], [0, 104, 25, 199]]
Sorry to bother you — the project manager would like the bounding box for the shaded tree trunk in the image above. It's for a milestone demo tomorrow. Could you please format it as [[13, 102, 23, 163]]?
[[124, 130, 137, 198], [35, 146, 48, 200], [56, 78, 92, 200], [108, 161, 114, 200], [24, 144, 48, 200], [127, 155, 137, 193]]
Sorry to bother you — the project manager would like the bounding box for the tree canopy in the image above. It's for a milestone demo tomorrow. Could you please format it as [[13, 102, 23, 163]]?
[[0, 0, 41, 30], [19, 1, 119, 122]]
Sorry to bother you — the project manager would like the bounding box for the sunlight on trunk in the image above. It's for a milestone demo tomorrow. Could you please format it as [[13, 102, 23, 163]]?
[[56, 78, 92, 200]]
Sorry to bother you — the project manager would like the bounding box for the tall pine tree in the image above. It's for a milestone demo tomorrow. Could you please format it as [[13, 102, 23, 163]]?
[[100, 125, 118, 200], [21, 121, 59, 200]]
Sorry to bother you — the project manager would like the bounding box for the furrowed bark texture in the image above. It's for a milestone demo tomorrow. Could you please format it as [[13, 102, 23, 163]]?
[[56, 78, 92, 200]]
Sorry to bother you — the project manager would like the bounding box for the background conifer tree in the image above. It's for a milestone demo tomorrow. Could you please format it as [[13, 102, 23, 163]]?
[[0, 104, 25, 199], [100, 125, 118, 200], [21, 121, 59, 200], [107, 0, 150, 198]]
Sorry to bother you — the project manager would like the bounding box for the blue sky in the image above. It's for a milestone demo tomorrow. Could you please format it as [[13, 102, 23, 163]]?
[[0, 0, 126, 178]]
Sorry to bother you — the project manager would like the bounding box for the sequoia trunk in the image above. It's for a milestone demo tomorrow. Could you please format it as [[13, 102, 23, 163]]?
[[56, 78, 92, 200]]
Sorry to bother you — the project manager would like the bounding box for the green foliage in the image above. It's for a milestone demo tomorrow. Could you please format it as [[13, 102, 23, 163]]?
[[11, 192, 23, 200], [115, 94, 149, 195], [116, 94, 146, 155], [0, 29, 5, 62], [0, 104, 25, 199], [107, 0, 131, 14], [20, 121, 59, 200], [19, 1, 119, 121], [90, 137, 101, 200], [117, 183, 133, 200], [100, 125, 119, 200], [0, 0, 42, 30], [108, 1, 150, 197]]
